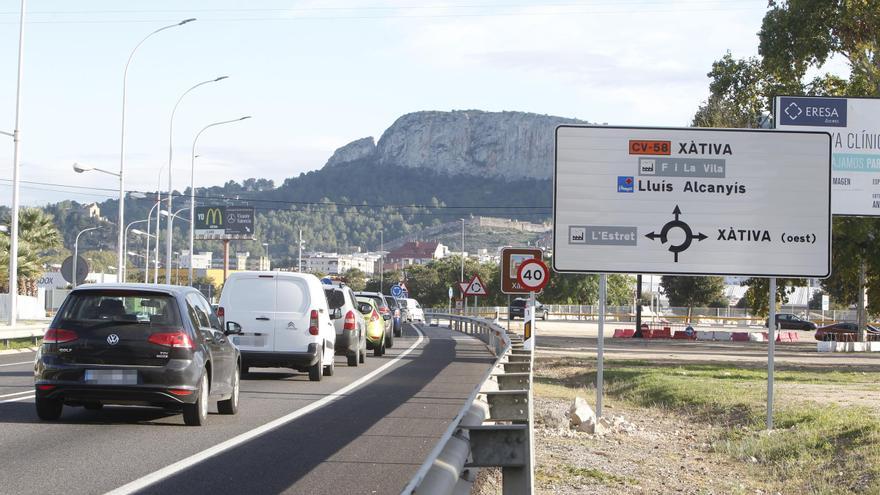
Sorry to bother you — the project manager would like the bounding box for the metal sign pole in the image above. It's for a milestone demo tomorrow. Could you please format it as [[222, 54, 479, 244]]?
[[597, 273, 606, 418], [767, 277, 776, 430], [523, 290, 536, 351], [507, 294, 511, 331]]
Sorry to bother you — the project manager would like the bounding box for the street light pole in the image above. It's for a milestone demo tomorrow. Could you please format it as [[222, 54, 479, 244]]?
[[5, 0, 25, 325], [73, 226, 101, 288], [187, 116, 250, 285], [119, 18, 194, 279], [165, 76, 228, 284], [122, 219, 150, 281], [379, 230, 383, 293]]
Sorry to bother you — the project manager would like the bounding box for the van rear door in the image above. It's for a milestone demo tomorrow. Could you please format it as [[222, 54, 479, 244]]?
[[273, 277, 313, 353], [224, 274, 276, 352]]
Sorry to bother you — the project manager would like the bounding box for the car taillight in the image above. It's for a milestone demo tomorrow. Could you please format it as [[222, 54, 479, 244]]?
[[379, 307, 390, 315], [37, 384, 56, 391], [148, 331, 194, 349], [217, 306, 225, 318], [169, 388, 194, 396], [343, 311, 356, 331], [44, 328, 78, 344], [370, 310, 380, 322], [309, 309, 319, 336]]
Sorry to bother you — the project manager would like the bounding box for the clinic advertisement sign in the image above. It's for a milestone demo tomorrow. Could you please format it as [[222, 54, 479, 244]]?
[[775, 96, 880, 216]]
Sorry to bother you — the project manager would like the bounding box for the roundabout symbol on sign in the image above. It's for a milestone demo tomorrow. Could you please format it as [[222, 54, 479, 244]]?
[[517, 258, 549, 292], [644, 205, 707, 263]]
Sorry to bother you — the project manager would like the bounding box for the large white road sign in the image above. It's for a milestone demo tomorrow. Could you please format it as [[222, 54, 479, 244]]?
[[775, 96, 880, 216], [553, 126, 831, 277]]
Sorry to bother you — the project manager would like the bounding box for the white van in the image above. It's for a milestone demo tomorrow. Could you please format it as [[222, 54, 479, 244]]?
[[401, 298, 425, 322], [218, 271, 338, 381]]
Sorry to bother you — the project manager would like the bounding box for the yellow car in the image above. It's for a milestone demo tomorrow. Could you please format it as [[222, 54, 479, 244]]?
[[357, 297, 386, 356]]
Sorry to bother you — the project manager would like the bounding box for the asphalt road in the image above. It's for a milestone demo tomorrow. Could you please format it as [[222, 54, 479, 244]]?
[[0, 323, 494, 495]]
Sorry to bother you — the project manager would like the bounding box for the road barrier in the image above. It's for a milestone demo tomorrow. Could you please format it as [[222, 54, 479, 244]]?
[[0, 325, 45, 348], [402, 313, 533, 495]]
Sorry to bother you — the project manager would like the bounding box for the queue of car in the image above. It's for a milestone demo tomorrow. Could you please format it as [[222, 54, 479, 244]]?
[[33, 273, 424, 426]]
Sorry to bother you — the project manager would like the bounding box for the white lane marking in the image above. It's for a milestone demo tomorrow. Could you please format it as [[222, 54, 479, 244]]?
[[0, 361, 32, 367], [0, 390, 33, 399], [107, 326, 426, 495], [0, 394, 34, 404]]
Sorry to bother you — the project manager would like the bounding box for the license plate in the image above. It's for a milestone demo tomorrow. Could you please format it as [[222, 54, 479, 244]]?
[[84, 369, 138, 385]]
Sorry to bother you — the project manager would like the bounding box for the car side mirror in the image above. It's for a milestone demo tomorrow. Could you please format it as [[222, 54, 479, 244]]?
[[382, 313, 391, 321], [330, 307, 342, 320], [358, 303, 372, 314], [225, 321, 242, 335]]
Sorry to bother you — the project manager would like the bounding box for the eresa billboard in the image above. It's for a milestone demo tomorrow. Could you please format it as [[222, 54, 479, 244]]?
[[775, 96, 880, 216], [553, 126, 831, 278]]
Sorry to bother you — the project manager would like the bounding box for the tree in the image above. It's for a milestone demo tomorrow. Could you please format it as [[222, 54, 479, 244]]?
[[340, 268, 367, 292], [660, 276, 725, 322], [739, 278, 802, 318], [0, 208, 63, 295]]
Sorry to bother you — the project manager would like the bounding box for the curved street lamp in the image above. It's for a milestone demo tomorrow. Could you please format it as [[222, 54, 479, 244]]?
[[163, 75, 229, 284], [119, 18, 195, 279], [73, 226, 102, 288], [187, 116, 252, 285]]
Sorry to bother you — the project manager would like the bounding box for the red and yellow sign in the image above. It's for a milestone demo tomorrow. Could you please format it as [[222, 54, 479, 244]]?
[[628, 140, 671, 155]]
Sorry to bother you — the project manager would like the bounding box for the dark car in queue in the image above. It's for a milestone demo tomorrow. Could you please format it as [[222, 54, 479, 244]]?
[[34, 284, 242, 426], [815, 322, 880, 341], [385, 296, 403, 338], [508, 298, 550, 320], [766, 313, 818, 331]]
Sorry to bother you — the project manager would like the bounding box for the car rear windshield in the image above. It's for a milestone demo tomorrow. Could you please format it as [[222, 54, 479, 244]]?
[[511, 299, 527, 307], [56, 291, 182, 329], [385, 298, 399, 309], [362, 295, 388, 309], [324, 289, 346, 309]]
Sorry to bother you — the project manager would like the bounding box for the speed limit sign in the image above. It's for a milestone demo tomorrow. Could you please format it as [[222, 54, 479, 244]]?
[[517, 258, 549, 292]]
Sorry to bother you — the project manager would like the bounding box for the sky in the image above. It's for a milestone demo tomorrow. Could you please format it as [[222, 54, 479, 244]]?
[[0, 0, 813, 206]]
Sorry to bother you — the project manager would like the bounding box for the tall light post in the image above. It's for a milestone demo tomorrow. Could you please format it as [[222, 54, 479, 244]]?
[[161, 207, 189, 285], [122, 219, 151, 280], [151, 167, 165, 284], [4, 0, 25, 325], [165, 76, 228, 284], [120, 18, 195, 280], [73, 226, 102, 288], [187, 116, 251, 285], [144, 195, 162, 283]]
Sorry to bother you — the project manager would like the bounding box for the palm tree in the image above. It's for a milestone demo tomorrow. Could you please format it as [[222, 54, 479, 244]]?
[[1, 208, 62, 295]]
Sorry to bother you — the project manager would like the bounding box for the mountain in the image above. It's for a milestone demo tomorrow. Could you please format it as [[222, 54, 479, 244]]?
[[326, 110, 587, 179], [31, 110, 582, 264]]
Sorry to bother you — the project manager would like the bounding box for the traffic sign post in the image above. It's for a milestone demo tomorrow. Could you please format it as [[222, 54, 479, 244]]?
[[500, 247, 543, 294], [554, 125, 832, 428], [517, 259, 549, 352], [390, 284, 403, 298]]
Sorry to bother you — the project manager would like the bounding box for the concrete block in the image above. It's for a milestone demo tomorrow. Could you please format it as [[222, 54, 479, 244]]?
[[568, 397, 595, 427], [817, 341, 833, 353], [713, 331, 732, 341], [696, 331, 714, 341], [749, 332, 766, 342]]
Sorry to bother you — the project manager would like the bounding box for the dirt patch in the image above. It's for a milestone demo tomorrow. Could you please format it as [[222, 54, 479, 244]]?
[[534, 397, 772, 495]]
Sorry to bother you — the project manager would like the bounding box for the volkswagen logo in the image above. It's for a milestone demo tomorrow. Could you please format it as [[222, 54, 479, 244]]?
[[106, 334, 120, 346]]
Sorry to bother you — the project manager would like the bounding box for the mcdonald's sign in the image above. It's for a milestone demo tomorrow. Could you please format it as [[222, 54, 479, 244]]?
[[194, 206, 255, 240]]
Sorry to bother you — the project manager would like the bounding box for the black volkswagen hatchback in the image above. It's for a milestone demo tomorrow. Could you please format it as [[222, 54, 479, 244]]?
[[35, 284, 242, 426]]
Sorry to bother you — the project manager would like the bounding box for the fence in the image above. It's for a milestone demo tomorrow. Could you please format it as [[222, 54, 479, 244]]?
[[403, 313, 533, 495]]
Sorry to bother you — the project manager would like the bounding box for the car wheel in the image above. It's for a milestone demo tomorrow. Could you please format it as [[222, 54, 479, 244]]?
[[323, 354, 335, 376], [309, 348, 323, 382], [217, 365, 240, 415], [347, 352, 358, 367], [83, 402, 103, 411], [385, 330, 394, 349], [542, 312, 548, 321], [394, 324, 402, 338], [359, 342, 366, 363], [373, 340, 383, 357], [183, 373, 209, 426], [35, 396, 63, 420]]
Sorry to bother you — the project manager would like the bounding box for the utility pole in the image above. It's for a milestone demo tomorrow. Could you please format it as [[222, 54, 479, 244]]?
[[5, 0, 25, 326], [379, 229, 384, 293], [298, 229, 303, 272]]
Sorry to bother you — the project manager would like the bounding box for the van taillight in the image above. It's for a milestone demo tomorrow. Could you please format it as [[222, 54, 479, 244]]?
[[343, 311, 356, 331], [44, 328, 78, 344], [217, 306, 225, 318], [379, 306, 390, 315], [309, 310, 319, 336], [148, 331, 194, 349]]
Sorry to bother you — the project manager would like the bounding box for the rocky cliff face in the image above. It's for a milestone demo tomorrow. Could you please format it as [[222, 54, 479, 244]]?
[[325, 110, 587, 180]]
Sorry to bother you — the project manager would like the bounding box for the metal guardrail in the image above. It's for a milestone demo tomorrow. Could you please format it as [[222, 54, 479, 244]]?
[[401, 313, 533, 495], [0, 325, 45, 347]]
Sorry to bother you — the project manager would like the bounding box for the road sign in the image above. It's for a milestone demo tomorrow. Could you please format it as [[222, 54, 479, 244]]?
[[448, 286, 453, 299], [321, 277, 334, 285], [390, 284, 403, 298], [61, 256, 88, 285], [464, 275, 488, 296], [500, 247, 543, 294], [553, 125, 831, 277], [517, 258, 549, 292], [775, 96, 880, 216], [194, 206, 256, 240], [459, 282, 469, 295]]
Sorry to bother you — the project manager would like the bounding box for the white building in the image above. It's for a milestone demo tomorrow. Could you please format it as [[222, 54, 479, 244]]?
[[304, 252, 380, 275]]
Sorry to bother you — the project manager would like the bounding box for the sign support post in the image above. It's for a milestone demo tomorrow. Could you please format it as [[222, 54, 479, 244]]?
[[524, 290, 536, 351], [767, 277, 776, 430], [223, 239, 230, 283], [516, 259, 548, 352], [507, 295, 511, 331], [597, 273, 606, 418]]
